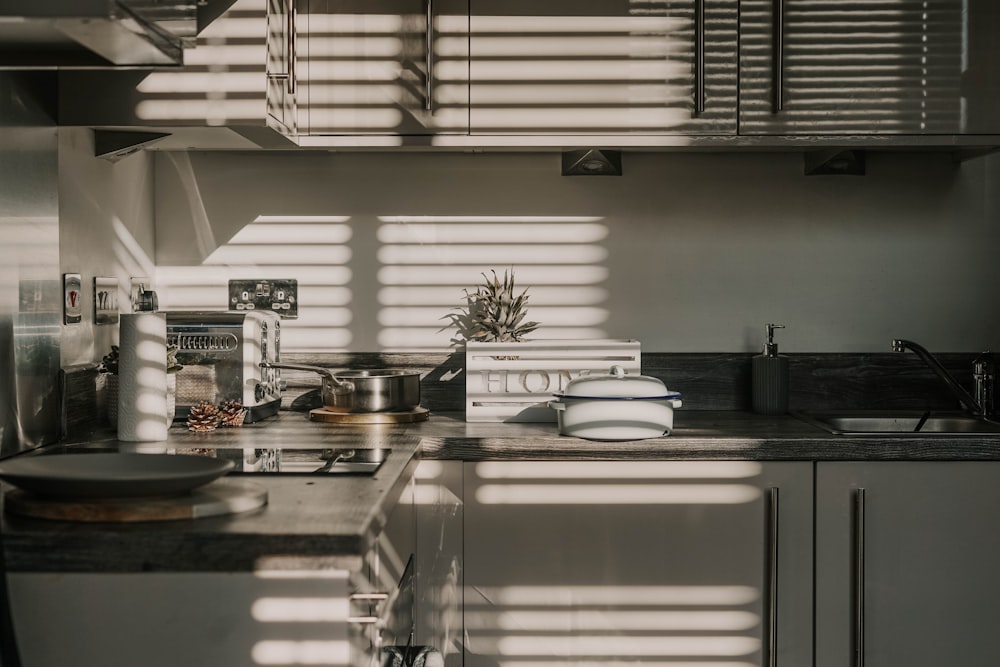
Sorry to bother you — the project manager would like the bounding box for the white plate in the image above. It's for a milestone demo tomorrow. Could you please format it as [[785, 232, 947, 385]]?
[[0, 453, 234, 499]]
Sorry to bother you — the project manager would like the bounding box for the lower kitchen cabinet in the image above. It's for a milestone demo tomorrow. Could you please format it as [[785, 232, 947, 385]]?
[[6, 480, 420, 667], [816, 462, 1000, 667], [463, 460, 813, 667], [413, 460, 464, 664]]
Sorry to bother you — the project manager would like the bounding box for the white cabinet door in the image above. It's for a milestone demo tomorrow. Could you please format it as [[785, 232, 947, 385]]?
[[816, 462, 1000, 667], [464, 460, 812, 666], [739, 0, 1000, 135], [469, 0, 739, 136], [300, 0, 470, 136], [267, 0, 299, 136], [414, 460, 464, 662]]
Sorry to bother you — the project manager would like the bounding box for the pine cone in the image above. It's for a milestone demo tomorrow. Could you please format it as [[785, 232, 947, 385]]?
[[187, 400, 221, 432], [218, 400, 247, 428]]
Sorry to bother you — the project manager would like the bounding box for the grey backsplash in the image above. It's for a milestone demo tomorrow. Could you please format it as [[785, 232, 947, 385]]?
[[62, 351, 995, 441]]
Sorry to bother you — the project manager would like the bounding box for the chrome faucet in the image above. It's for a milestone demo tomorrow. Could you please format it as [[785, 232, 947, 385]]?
[[892, 339, 993, 417]]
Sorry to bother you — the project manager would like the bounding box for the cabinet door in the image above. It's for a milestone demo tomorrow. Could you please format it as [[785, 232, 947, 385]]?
[[267, 0, 299, 136], [300, 0, 470, 136], [469, 0, 738, 135], [414, 460, 463, 662], [464, 460, 812, 666], [740, 0, 1000, 135], [816, 462, 1000, 667]]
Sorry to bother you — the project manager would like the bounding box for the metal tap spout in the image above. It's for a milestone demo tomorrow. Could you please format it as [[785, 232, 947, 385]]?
[[892, 339, 986, 416]]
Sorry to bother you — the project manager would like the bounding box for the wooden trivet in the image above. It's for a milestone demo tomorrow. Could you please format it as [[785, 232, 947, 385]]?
[[309, 406, 430, 424], [3, 480, 267, 523]]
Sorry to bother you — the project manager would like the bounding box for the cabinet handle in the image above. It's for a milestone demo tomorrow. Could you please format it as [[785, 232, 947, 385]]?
[[772, 0, 784, 112], [349, 592, 390, 602], [425, 0, 435, 112], [764, 487, 779, 667], [267, 0, 296, 96], [694, 0, 705, 114], [288, 0, 297, 96], [854, 488, 865, 667], [348, 591, 390, 625]]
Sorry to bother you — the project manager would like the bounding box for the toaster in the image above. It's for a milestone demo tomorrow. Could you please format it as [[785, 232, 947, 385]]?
[[165, 310, 282, 423]]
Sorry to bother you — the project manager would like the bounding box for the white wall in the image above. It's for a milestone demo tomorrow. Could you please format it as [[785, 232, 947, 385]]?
[[59, 128, 157, 366], [153, 150, 1000, 353]]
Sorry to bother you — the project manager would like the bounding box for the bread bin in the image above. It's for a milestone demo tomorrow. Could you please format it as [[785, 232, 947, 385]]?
[[547, 365, 682, 441]]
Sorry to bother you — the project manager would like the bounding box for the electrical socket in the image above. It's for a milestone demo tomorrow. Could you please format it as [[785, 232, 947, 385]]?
[[228, 279, 298, 319]]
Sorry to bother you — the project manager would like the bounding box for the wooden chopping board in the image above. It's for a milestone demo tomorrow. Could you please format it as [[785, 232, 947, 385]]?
[[309, 406, 430, 424], [4, 480, 267, 523]]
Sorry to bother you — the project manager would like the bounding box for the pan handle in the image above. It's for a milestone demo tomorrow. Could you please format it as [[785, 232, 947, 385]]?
[[259, 361, 353, 391]]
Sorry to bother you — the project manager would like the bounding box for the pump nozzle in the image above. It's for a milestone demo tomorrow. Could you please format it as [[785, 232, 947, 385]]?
[[764, 323, 785, 357]]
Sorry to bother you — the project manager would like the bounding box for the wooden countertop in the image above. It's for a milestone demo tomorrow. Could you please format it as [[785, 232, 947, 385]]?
[[4, 409, 1000, 574]]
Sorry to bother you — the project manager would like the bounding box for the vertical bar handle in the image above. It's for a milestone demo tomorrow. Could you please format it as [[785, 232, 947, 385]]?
[[694, 0, 705, 114], [764, 487, 779, 667], [425, 0, 435, 111], [772, 0, 784, 112], [854, 488, 865, 667], [287, 0, 297, 96]]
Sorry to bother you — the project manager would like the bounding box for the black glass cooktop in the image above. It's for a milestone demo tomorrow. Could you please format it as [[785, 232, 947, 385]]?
[[219, 447, 388, 475], [24, 445, 389, 476]]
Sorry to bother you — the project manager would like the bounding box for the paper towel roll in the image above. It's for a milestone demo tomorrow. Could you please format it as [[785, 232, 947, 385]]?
[[118, 312, 169, 442]]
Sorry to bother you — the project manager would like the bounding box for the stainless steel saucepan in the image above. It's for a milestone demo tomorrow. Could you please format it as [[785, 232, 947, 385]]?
[[261, 362, 421, 413]]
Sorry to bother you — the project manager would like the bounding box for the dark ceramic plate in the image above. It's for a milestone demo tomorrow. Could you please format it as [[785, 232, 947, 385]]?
[[0, 453, 234, 499]]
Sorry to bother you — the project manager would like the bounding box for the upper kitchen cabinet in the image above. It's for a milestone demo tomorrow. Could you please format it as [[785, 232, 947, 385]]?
[[58, 0, 299, 150], [739, 0, 1000, 135], [295, 0, 470, 141], [266, 0, 298, 136], [468, 0, 739, 137]]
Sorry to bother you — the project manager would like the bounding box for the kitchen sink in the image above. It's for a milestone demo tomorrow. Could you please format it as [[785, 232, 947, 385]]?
[[793, 410, 1000, 435]]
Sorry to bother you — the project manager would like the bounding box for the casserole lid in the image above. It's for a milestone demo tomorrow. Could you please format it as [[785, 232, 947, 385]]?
[[557, 365, 680, 400]]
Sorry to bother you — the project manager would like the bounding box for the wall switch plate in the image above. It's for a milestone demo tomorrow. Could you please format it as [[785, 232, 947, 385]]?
[[229, 279, 298, 319]]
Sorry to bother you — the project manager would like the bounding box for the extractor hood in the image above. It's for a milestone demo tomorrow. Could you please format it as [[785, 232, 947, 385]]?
[[0, 0, 231, 69]]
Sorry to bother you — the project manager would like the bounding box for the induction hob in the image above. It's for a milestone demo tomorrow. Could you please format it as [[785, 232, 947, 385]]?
[[22, 445, 389, 476]]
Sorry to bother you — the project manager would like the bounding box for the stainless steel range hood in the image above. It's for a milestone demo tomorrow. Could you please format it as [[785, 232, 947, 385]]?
[[0, 0, 214, 69]]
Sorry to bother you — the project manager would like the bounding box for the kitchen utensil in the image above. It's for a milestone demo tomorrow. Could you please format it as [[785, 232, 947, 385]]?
[[261, 362, 421, 413], [0, 453, 234, 499], [547, 365, 682, 441]]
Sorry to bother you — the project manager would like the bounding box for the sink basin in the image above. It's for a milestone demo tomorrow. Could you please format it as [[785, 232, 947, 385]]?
[[793, 410, 1000, 435]]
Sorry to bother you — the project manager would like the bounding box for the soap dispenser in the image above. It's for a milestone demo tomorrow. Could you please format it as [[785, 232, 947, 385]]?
[[752, 323, 789, 415]]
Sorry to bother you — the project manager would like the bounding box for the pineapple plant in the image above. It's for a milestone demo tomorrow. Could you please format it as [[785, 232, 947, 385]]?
[[464, 269, 540, 343]]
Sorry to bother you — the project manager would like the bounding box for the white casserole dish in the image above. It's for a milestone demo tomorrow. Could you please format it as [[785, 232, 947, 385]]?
[[547, 365, 682, 441]]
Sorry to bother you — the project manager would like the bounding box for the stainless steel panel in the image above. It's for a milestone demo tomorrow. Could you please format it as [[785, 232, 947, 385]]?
[[0, 73, 61, 459]]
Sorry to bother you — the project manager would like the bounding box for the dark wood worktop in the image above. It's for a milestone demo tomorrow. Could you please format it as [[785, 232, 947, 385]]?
[[413, 410, 1000, 461], [4, 408, 1000, 574], [1, 413, 421, 573]]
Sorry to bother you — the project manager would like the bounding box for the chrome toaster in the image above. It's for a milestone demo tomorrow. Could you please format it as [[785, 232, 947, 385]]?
[[165, 310, 282, 423]]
